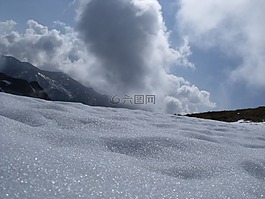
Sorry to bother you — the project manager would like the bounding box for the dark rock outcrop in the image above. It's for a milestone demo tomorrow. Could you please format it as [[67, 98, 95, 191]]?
[[0, 73, 50, 100]]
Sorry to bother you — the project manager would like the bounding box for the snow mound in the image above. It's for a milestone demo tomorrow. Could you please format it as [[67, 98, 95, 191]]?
[[0, 93, 264, 199]]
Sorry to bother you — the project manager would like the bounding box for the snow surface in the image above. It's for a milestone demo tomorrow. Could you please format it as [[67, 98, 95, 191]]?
[[0, 92, 265, 199]]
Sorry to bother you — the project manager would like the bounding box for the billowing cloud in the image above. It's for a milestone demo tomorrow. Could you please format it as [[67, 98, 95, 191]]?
[[76, 0, 214, 112], [77, 0, 177, 92], [0, 20, 17, 34], [1, 20, 85, 71], [177, 0, 265, 88], [0, 0, 216, 113]]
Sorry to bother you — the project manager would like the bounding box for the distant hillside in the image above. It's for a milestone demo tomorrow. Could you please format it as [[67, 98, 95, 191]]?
[[185, 107, 265, 122]]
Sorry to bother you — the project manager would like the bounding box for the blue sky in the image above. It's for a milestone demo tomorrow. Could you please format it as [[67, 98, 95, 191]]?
[[0, 0, 75, 30], [0, 0, 264, 113]]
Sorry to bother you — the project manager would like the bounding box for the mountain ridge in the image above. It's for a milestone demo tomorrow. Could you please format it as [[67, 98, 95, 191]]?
[[0, 55, 123, 108]]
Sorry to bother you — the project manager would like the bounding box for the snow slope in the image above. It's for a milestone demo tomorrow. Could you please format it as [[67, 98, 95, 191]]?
[[0, 93, 265, 199]]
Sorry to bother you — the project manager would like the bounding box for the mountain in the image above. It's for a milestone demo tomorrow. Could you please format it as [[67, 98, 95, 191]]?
[[1, 92, 265, 198], [185, 106, 265, 122], [0, 72, 50, 100], [0, 55, 117, 107]]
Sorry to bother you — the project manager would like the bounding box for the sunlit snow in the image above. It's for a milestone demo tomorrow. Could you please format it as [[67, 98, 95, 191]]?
[[0, 93, 264, 198]]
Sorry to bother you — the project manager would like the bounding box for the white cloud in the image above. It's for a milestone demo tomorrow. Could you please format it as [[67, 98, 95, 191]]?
[[177, 0, 265, 88], [0, 20, 17, 35], [0, 0, 216, 113], [0, 19, 97, 81], [177, 37, 195, 69]]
